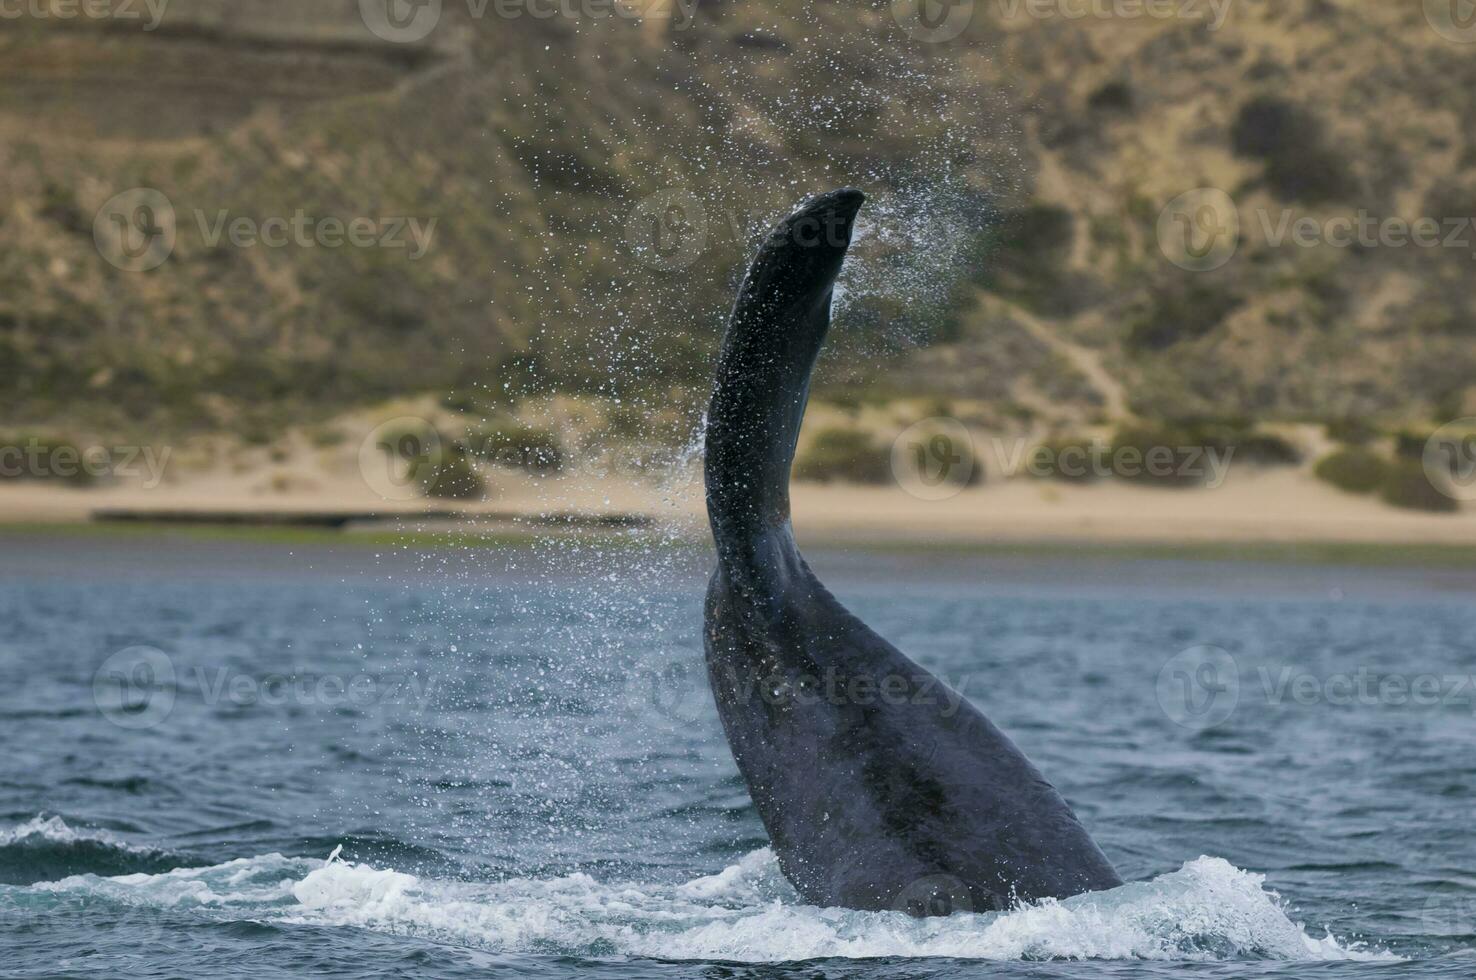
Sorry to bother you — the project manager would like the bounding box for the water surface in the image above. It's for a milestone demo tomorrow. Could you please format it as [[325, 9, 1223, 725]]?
[[3, 532, 1475, 978]]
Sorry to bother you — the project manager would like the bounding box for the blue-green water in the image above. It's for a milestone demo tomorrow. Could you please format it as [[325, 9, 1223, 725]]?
[[4, 533, 1476, 978]]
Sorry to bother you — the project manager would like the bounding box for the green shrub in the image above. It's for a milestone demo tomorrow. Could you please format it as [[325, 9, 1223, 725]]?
[[373, 421, 485, 499], [1124, 281, 1243, 352], [1087, 80, 1134, 113], [794, 428, 891, 485], [308, 427, 348, 448], [1107, 420, 1288, 487], [463, 422, 564, 474], [1230, 97, 1356, 204], [425, 450, 486, 500], [1378, 461, 1459, 513], [1031, 437, 1105, 483], [1314, 449, 1388, 494], [1393, 430, 1436, 461], [1324, 418, 1378, 447], [1110, 425, 1206, 487], [976, 203, 1086, 317], [1235, 432, 1302, 466]]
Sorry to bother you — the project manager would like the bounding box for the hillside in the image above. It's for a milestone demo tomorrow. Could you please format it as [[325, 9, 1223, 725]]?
[[1, 0, 1473, 441], [923, 0, 1476, 427]]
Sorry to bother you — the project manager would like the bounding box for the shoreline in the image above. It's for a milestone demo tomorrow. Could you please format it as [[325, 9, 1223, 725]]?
[[3, 463, 1475, 567], [6, 521, 1476, 569]]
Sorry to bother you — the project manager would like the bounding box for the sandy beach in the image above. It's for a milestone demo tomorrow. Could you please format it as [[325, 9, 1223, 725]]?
[[5, 457, 1474, 551]]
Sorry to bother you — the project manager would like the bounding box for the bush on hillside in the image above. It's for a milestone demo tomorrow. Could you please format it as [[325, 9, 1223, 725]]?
[[373, 421, 486, 499], [793, 428, 891, 485], [1313, 448, 1388, 494], [1110, 425, 1207, 487], [1378, 460, 1459, 513], [463, 422, 564, 474], [1231, 96, 1357, 204], [1031, 436, 1106, 483], [1323, 418, 1378, 447], [425, 450, 487, 500]]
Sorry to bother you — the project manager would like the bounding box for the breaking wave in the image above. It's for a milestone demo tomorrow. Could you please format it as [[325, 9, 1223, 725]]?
[[2, 833, 1393, 964]]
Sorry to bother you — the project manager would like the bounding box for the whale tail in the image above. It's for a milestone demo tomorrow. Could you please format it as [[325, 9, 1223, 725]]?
[[701, 188, 1123, 913], [704, 188, 864, 590]]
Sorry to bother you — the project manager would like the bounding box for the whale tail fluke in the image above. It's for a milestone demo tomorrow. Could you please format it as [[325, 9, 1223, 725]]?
[[700, 188, 1124, 914], [704, 188, 864, 584]]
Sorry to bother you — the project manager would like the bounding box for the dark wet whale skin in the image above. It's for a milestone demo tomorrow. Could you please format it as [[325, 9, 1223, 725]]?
[[702, 188, 1123, 915]]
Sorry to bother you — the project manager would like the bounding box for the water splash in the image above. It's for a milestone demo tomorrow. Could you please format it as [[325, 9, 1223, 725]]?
[[8, 847, 1393, 964]]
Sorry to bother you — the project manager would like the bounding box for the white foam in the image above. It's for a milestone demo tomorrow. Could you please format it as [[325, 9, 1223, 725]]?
[[32, 853, 307, 907], [0, 814, 130, 848], [15, 846, 1396, 963]]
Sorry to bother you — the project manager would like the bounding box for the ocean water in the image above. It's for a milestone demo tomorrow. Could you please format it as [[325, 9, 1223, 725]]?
[[3, 532, 1476, 978]]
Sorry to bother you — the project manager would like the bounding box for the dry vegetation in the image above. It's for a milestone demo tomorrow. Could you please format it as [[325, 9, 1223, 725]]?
[[1, 0, 1473, 452]]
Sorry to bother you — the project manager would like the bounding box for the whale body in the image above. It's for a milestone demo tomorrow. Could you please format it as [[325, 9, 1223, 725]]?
[[701, 187, 1122, 915]]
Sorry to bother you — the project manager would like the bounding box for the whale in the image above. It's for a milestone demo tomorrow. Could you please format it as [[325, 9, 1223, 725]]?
[[702, 187, 1123, 916]]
